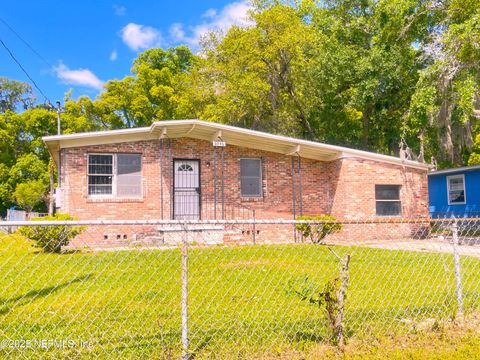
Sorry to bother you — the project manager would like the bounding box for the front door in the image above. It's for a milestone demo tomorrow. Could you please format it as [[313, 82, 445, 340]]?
[[173, 159, 200, 220]]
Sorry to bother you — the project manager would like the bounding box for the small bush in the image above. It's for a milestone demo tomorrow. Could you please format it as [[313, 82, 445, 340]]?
[[287, 275, 342, 343], [18, 213, 84, 253], [295, 215, 342, 243]]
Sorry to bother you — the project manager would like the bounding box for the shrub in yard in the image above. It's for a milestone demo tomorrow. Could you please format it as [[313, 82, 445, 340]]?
[[18, 213, 84, 253], [295, 215, 342, 243], [287, 275, 344, 345]]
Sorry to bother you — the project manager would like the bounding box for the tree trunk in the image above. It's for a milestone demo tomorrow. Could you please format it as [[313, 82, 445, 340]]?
[[334, 254, 351, 350], [438, 98, 454, 163], [362, 106, 370, 149]]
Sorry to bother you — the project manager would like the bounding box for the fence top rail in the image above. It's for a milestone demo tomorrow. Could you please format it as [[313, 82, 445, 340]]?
[[0, 217, 461, 226]]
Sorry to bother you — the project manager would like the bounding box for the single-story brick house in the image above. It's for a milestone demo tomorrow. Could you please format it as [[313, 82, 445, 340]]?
[[43, 119, 430, 247]]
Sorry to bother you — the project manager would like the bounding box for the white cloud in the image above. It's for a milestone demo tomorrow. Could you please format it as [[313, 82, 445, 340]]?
[[120, 23, 161, 51], [202, 8, 217, 18], [169, 23, 186, 42], [171, 1, 253, 47], [53, 63, 104, 90], [110, 50, 118, 61], [113, 4, 126, 16]]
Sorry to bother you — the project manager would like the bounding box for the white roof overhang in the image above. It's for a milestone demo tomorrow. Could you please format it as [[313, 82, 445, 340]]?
[[43, 119, 430, 170]]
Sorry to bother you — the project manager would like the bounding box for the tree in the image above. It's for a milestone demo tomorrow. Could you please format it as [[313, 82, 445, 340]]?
[[407, 0, 480, 165], [0, 77, 35, 113], [95, 46, 198, 128], [13, 180, 46, 213]]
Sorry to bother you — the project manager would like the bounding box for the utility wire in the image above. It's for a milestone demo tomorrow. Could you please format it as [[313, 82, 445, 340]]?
[[0, 16, 53, 68], [0, 37, 51, 104]]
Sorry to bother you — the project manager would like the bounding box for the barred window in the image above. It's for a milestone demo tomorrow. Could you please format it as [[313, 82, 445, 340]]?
[[88, 155, 113, 195], [447, 175, 465, 205], [240, 158, 262, 197], [88, 154, 142, 197], [375, 185, 401, 216]]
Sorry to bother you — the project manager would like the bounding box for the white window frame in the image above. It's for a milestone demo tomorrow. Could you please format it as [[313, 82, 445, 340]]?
[[447, 174, 466, 205], [87, 153, 142, 198], [239, 158, 263, 198], [375, 184, 402, 217]]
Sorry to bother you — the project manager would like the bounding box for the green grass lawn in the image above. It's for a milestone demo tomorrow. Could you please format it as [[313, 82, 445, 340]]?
[[0, 232, 479, 359]]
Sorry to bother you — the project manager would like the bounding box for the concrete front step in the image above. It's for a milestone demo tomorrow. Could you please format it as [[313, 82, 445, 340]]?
[[142, 225, 226, 245]]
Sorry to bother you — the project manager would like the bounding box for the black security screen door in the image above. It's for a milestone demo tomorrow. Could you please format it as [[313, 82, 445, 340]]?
[[173, 160, 200, 220]]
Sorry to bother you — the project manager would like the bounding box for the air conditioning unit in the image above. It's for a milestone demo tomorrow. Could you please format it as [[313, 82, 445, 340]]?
[[55, 188, 62, 208]]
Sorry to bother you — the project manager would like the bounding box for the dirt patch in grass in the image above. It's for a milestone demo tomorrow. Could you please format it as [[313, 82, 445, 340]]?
[[221, 260, 273, 268], [220, 259, 305, 268], [251, 313, 480, 359]]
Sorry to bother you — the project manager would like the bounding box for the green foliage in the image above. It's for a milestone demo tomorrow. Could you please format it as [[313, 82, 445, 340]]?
[[295, 215, 342, 243], [0, 236, 479, 357], [1, 0, 480, 217], [95, 46, 197, 128], [18, 214, 84, 253], [12, 180, 46, 212], [8, 153, 48, 185], [468, 133, 480, 165], [0, 77, 34, 112], [287, 275, 342, 342]]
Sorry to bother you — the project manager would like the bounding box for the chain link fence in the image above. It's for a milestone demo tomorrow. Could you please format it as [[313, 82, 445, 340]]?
[[0, 217, 479, 358]]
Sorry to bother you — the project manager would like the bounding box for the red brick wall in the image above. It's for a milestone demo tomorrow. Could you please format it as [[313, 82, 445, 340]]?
[[60, 137, 333, 221], [59, 137, 429, 246], [327, 157, 429, 219]]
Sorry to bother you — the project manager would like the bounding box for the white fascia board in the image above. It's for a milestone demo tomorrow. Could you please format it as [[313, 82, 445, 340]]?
[[42, 119, 430, 171], [151, 120, 430, 170]]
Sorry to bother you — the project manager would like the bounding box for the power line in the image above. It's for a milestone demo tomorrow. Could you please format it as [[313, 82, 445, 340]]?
[[0, 37, 52, 104], [0, 16, 53, 68]]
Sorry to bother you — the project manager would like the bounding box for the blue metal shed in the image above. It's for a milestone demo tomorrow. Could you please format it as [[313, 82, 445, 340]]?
[[428, 165, 480, 218]]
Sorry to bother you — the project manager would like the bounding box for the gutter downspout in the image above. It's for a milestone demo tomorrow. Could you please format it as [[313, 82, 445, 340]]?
[[160, 138, 164, 219]]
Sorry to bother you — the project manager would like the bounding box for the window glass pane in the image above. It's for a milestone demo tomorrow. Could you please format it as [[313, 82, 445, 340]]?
[[448, 177, 465, 204], [376, 201, 401, 216], [178, 164, 193, 172], [449, 191, 465, 204], [448, 177, 464, 203], [449, 178, 464, 190], [88, 155, 113, 175], [375, 185, 400, 200], [240, 159, 261, 177], [88, 175, 112, 195], [241, 178, 262, 197], [117, 175, 142, 196], [89, 175, 112, 185], [117, 154, 141, 175], [240, 159, 262, 196], [117, 154, 141, 197]]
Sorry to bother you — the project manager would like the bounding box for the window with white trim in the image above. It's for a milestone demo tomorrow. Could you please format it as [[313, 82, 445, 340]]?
[[87, 153, 142, 197], [375, 185, 401, 216], [240, 158, 262, 197], [447, 175, 465, 205], [88, 154, 113, 195]]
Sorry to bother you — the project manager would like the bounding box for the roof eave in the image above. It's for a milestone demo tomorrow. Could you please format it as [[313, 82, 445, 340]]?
[[42, 119, 430, 170]]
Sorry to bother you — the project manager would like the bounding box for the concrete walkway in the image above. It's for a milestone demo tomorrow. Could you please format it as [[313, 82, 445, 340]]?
[[353, 237, 480, 258]]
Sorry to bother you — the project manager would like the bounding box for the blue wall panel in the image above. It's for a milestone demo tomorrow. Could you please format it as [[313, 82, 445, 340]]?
[[429, 169, 480, 217]]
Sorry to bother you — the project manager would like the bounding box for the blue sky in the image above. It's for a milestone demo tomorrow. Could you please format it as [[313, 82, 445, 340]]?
[[0, 0, 251, 105]]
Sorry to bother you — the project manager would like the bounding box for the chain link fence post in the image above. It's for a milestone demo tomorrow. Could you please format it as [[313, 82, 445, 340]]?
[[451, 220, 464, 319], [181, 222, 189, 360]]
